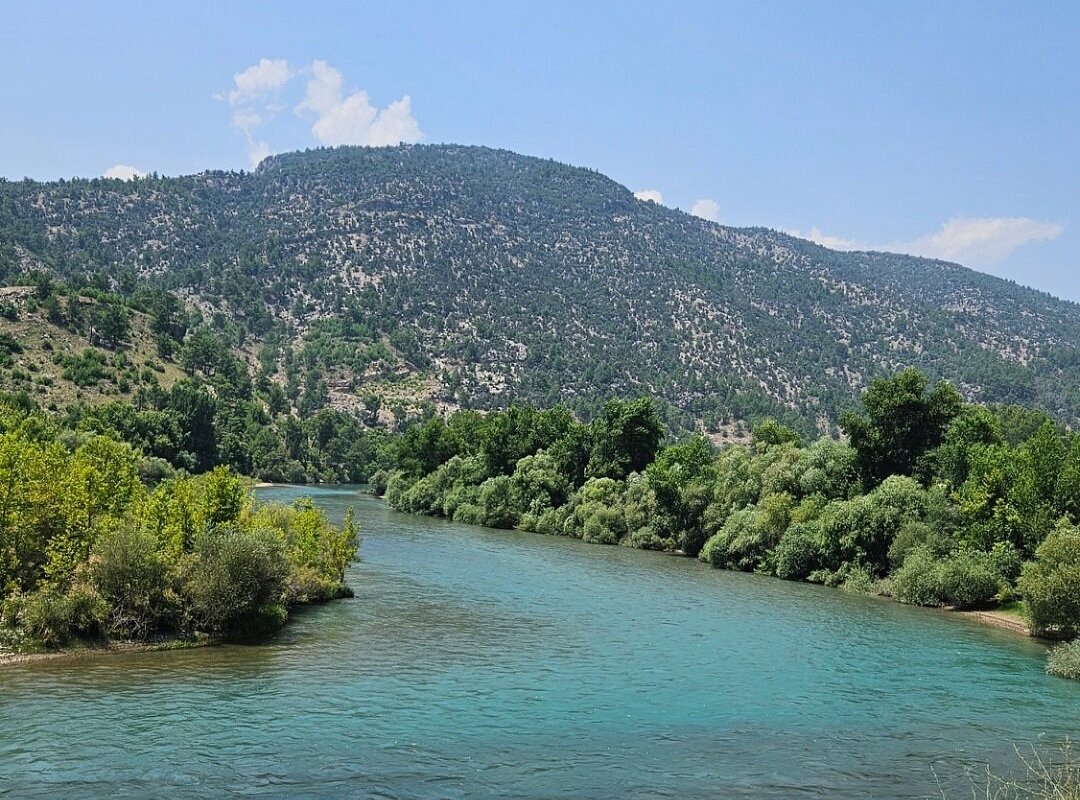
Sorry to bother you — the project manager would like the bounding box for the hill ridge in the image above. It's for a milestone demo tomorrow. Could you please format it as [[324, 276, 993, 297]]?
[[1, 143, 1078, 432]]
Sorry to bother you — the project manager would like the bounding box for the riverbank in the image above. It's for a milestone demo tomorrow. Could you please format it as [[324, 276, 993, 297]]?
[[373, 493, 1044, 643], [0, 637, 212, 667], [953, 608, 1032, 637]]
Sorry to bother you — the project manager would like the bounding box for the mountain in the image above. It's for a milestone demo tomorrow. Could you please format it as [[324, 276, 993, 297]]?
[[1, 144, 1078, 433]]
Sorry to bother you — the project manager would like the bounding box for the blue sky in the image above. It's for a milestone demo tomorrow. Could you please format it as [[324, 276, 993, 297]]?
[[2, 1, 1077, 300]]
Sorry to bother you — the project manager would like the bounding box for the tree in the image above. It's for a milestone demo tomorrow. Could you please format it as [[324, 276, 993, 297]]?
[[479, 406, 573, 476], [931, 404, 1002, 488], [88, 299, 131, 349], [586, 398, 665, 481], [647, 435, 715, 545], [393, 417, 462, 478], [841, 369, 962, 488], [162, 380, 218, 471], [751, 418, 802, 450], [1056, 436, 1080, 523]]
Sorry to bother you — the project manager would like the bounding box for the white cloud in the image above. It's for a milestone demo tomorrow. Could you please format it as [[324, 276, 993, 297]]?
[[103, 164, 144, 180], [219, 58, 293, 106], [216, 58, 295, 168], [217, 58, 422, 167], [296, 60, 422, 147], [787, 226, 865, 251], [634, 189, 664, 204], [894, 217, 1064, 266], [691, 198, 720, 222], [788, 216, 1064, 267]]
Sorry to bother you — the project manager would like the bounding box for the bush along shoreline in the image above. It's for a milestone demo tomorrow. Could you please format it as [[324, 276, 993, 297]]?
[[0, 404, 359, 655], [376, 369, 1080, 678]]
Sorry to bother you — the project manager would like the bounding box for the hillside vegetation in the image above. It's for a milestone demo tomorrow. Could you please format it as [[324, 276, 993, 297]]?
[[2, 145, 1080, 433]]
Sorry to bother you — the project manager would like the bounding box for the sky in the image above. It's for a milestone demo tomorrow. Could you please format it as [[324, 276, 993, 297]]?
[[1, 1, 1077, 300]]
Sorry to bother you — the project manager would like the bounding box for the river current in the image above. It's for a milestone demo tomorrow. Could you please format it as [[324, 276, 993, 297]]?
[[1, 485, 1076, 798]]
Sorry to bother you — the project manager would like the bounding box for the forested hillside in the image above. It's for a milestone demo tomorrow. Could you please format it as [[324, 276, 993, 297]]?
[[2, 144, 1079, 433]]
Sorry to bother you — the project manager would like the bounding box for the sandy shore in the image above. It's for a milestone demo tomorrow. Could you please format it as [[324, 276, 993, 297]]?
[[952, 608, 1032, 636]]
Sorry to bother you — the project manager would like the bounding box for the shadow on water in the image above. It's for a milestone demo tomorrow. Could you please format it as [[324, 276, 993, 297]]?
[[0, 484, 1076, 799]]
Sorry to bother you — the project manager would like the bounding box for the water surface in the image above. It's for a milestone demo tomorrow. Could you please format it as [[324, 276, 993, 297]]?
[[1, 485, 1076, 799]]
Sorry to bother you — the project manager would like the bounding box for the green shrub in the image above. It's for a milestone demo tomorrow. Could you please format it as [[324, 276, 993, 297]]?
[[938, 549, 1001, 609], [840, 566, 875, 594], [699, 508, 755, 568], [138, 456, 176, 487], [183, 526, 288, 637], [625, 526, 667, 551], [819, 476, 927, 576], [2, 584, 109, 649], [398, 473, 441, 515], [773, 523, 822, 580], [988, 540, 1023, 584], [582, 507, 624, 544], [368, 469, 390, 496], [441, 482, 481, 519], [892, 547, 947, 606], [1018, 524, 1080, 635], [452, 503, 485, 526], [887, 520, 952, 569], [511, 452, 571, 515], [1046, 640, 1080, 681], [88, 525, 175, 638], [532, 506, 569, 537], [283, 564, 348, 604], [479, 475, 520, 529], [383, 470, 416, 508], [701, 493, 793, 572]]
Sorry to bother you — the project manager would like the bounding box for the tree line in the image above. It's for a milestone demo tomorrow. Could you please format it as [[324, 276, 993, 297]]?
[[378, 369, 1080, 679]]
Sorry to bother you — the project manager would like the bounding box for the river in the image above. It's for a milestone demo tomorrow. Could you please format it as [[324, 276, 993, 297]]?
[[0, 484, 1076, 798]]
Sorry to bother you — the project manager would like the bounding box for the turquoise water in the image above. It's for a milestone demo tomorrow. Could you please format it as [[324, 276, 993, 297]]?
[[0, 485, 1076, 799]]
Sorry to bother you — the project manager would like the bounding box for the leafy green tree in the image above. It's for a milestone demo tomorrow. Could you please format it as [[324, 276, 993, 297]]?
[[162, 380, 218, 471], [478, 475, 519, 529], [393, 417, 463, 478], [700, 491, 793, 571], [841, 369, 962, 488], [1056, 436, 1080, 522], [586, 398, 665, 481], [751, 418, 802, 450], [931, 405, 1002, 488], [88, 299, 131, 349], [647, 435, 715, 543], [480, 406, 573, 476], [817, 475, 927, 576], [510, 452, 571, 516], [797, 438, 858, 499]]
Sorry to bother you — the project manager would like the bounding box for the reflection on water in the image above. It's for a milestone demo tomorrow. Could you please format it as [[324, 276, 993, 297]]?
[[1, 485, 1077, 799]]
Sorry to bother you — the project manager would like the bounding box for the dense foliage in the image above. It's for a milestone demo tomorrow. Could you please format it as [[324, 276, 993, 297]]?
[[0, 402, 360, 651], [381, 369, 1080, 675], [2, 145, 1080, 435]]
